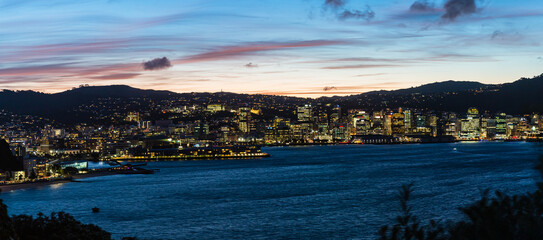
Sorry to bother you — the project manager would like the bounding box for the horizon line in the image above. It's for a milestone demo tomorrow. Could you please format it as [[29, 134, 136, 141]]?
[[0, 78, 511, 99]]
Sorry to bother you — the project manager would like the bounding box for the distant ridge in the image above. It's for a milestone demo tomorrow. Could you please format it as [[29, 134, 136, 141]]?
[[387, 80, 489, 94], [333, 74, 543, 114], [0, 74, 542, 123], [56, 85, 175, 98]]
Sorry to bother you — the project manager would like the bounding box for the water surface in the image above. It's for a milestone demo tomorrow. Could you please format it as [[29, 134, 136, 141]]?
[[2, 142, 541, 239]]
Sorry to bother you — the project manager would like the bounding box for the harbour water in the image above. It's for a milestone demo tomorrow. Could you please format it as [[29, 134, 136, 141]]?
[[1, 142, 541, 239]]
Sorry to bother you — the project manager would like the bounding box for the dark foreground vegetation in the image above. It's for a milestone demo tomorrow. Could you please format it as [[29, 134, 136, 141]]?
[[0, 195, 137, 240], [379, 156, 543, 240]]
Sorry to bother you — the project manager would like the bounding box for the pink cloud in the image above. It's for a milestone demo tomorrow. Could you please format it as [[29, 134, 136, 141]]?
[[173, 40, 346, 64], [322, 64, 398, 70], [90, 73, 141, 80]]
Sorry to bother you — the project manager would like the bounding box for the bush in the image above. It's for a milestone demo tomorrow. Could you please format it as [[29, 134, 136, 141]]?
[[0, 195, 111, 240], [11, 212, 111, 240], [379, 156, 543, 240]]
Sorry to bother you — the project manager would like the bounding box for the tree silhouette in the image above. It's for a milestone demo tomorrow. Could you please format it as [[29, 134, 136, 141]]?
[[379, 155, 543, 240], [0, 140, 22, 171], [0, 198, 17, 240]]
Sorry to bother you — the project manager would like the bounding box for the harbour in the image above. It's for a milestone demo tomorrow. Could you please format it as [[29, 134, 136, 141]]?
[[2, 142, 540, 239]]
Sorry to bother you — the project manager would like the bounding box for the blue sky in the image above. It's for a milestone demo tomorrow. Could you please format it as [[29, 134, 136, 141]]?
[[1, 0, 542, 96]]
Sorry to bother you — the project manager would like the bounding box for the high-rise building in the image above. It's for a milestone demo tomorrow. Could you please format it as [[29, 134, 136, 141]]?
[[193, 123, 209, 140], [297, 105, 312, 123], [460, 108, 480, 139], [495, 113, 507, 139], [391, 112, 405, 134], [485, 118, 496, 139], [384, 113, 392, 136], [404, 110, 412, 133], [351, 110, 370, 135], [238, 107, 253, 133]]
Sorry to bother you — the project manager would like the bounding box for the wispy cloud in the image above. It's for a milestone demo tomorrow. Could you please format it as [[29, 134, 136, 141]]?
[[173, 40, 346, 64], [323, 0, 375, 21], [491, 30, 503, 39], [354, 73, 386, 77], [322, 64, 398, 69], [338, 7, 375, 21], [253, 82, 404, 96], [0, 39, 133, 64], [90, 73, 141, 80], [324, 0, 346, 10], [409, 0, 438, 13]]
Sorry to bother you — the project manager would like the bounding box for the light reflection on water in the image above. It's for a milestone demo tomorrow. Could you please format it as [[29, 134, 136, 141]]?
[[1, 142, 541, 240]]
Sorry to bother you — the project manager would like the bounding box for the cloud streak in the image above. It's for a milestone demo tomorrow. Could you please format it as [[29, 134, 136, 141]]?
[[173, 40, 345, 64], [338, 7, 375, 21], [90, 73, 141, 80], [322, 64, 398, 69]]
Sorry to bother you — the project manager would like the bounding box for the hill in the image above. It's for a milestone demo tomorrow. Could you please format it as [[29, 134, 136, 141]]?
[[0, 74, 542, 123], [326, 74, 543, 114]]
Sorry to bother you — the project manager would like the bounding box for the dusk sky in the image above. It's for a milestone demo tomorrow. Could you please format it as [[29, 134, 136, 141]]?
[[1, 0, 542, 97]]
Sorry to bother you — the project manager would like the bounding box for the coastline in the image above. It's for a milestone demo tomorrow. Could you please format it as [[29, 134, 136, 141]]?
[[264, 139, 541, 148], [0, 179, 73, 192], [0, 171, 118, 193]]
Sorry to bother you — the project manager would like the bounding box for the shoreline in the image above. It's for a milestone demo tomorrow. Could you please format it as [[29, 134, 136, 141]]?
[[0, 179, 73, 192], [0, 171, 119, 193], [264, 139, 541, 148]]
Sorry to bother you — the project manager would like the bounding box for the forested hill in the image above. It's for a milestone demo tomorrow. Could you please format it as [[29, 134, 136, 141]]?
[[0, 74, 542, 123]]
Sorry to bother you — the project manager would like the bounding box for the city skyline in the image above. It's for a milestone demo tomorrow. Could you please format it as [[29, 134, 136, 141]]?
[[1, 0, 543, 97]]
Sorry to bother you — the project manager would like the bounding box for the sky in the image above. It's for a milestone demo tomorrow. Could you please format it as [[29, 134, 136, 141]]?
[[1, 0, 542, 97]]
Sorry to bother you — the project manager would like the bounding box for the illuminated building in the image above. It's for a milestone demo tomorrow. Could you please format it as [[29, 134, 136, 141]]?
[[207, 104, 225, 112], [125, 112, 140, 122], [391, 112, 405, 134], [297, 105, 312, 122], [139, 120, 151, 130], [460, 108, 480, 140], [193, 123, 209, 140], [351, 110, 370, 135], [495, 113, 507, 139], [404, 110, 412, 133]]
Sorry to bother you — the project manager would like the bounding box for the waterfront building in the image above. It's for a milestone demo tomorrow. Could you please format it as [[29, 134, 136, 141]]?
[[460, 108, 480, 140], [371, 112, 384, 135], [485, 118, 497, 139], [351, 110, 370, 135], [404, 110, 412, 133], [391, 112, 405, 134], [495, 113, 507, 139], [384, 113, 393, 136]]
